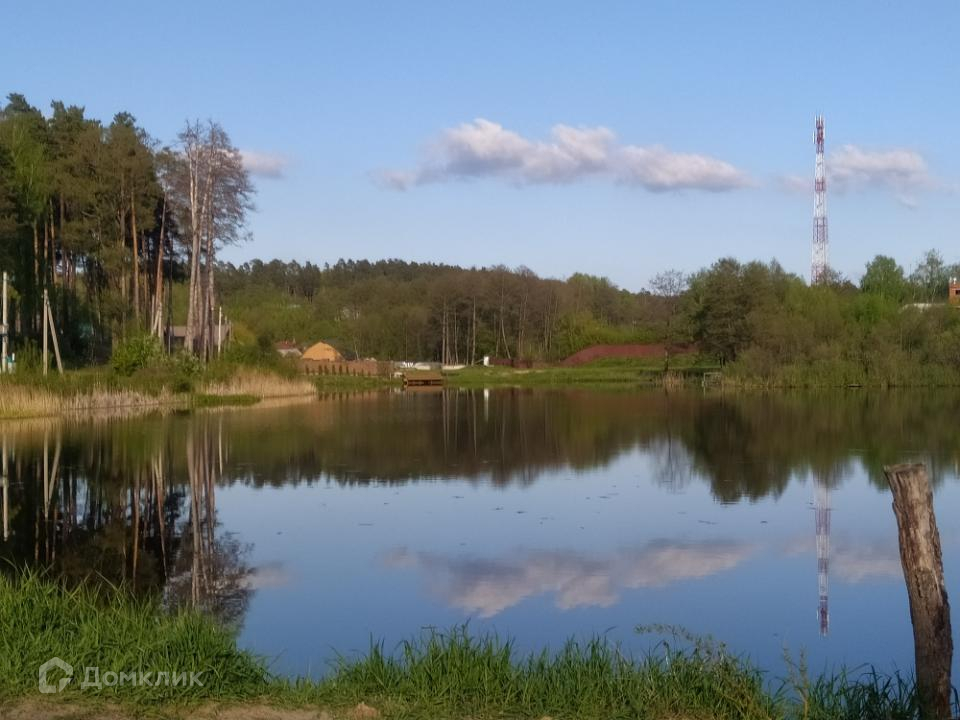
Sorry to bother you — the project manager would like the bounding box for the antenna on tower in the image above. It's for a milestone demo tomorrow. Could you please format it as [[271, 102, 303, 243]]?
[[815, 476, 831, 637], [812, 115, 828, 284]]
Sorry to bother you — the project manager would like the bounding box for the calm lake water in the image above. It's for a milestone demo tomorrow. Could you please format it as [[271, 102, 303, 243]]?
[[3, 388, 959, 679]]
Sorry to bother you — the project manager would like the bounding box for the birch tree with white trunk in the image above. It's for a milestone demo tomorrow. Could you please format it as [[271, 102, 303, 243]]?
[[173, 121, 252, 358]]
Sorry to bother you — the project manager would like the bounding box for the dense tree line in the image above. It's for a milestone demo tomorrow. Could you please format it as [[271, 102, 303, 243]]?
[[683, 251, 960, 384], [217, 249, 960, 381], [0, 93, 252, 364], [217, 258, 664, 362]]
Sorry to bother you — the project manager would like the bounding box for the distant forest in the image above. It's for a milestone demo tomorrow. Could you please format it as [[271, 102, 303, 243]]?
[[218, 249, 960, 384], [217, 258, 666, 362], [3, 93, 960, 383]]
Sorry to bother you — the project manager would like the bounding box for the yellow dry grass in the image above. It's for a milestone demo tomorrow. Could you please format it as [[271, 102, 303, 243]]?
[[0, 385, 178, 420], [0, 369, 315, 420], [200, 369, 316, 399]]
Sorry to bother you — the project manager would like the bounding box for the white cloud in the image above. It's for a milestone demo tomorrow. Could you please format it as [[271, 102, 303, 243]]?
[[379, 119, 749, 193], [386, 540, 754, 618], [778, 174, 810, 194], [829, 145, 929, 191], [240, 150, 289, 179], [830, 145, 931, 209], [780, 145, 932, 208]]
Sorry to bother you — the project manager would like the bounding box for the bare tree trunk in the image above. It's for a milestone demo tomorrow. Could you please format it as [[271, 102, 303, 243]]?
[[453, 308, 459, 364], [441, 298, 448, 365], [58, 195, 66, 287], [32, 222, 39, 332], [884, 463, 953, 720], [47, 202, 57, 287], [179, 120, 251, 358], [517, 293, 526, 359], [204, 215, 216, 361], [130, 195, 140, 323], [498, 283, 511, 359], [152, 195, 166, 337], [471, 296, 477, 365], [185, 141, 203, 354]]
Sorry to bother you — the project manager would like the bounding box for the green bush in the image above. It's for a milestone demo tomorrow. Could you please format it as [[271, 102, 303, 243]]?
[[170, 351, 203, 392], [111, 335, 162, 376]]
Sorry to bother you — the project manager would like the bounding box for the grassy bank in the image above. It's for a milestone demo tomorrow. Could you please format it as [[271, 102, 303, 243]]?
[[0, 573, 931, 719], [446, 357, 960, 390], [0, 365, 317, 419], [446, 357, 720, 388], [720, 359, 960, 389]]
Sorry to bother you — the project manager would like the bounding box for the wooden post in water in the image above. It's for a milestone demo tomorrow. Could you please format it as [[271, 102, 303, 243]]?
[[883, 463, 953, 720]]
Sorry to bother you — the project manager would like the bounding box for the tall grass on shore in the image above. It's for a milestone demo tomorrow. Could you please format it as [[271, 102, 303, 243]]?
[[310, 627, 779, 719], [0, 572, 268, 704], [0, 572, 937, 719], [199, 368, 316, 399], [0, 366, 317, 419], [0, 377, 178, 419]]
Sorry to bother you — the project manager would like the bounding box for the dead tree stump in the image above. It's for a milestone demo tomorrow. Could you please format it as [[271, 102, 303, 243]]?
[[884, 463, 953, 720]]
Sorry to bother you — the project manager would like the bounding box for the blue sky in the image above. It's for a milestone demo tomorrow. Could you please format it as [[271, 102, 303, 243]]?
[[4, 1, 958, 291]]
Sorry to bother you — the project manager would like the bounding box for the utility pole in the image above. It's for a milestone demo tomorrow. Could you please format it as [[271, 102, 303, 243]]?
[[811, 115, 828, 284], [42, 289, 63, 376], [1, 272, 8, 373]]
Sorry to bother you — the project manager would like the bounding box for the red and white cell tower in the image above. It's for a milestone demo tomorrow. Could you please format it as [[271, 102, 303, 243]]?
[[811, 115, 828, 284], [814, 477, 831, 637]]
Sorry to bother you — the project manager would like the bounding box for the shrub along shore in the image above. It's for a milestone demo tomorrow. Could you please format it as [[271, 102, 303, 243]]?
[[0, 573, 933, 720]]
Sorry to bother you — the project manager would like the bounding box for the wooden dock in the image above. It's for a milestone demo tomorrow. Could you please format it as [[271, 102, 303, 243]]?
[[402, 370, 444, 387]]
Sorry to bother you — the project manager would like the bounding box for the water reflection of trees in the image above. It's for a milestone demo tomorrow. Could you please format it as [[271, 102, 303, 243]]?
[[212, 389, 960, 499], [2, 388, 959, 604], [0, 416, 250, 626]]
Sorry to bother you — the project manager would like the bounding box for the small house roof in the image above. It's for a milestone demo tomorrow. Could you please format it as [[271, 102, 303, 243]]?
[[302, 341, 344, 362]]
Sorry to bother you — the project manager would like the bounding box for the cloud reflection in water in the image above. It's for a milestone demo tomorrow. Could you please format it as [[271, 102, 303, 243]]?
[[386, 541, 755, 618]]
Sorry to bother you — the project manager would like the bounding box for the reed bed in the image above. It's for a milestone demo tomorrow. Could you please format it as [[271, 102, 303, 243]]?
[[0, 573, 937, 719], [199, 368, 316, 399], [0, 382, 178, 419], [0, 366, 317, 419]]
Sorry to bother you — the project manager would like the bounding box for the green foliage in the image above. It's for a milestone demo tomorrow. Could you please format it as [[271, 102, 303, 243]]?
[[675, 256, 960, 386], [0, 570, 268, 703], [217, 259, 662, 364], [861, 255, 907, 302], [170, 350, 203, 392], [111, 334, 162, 376], [908, 249, 957, 302]]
